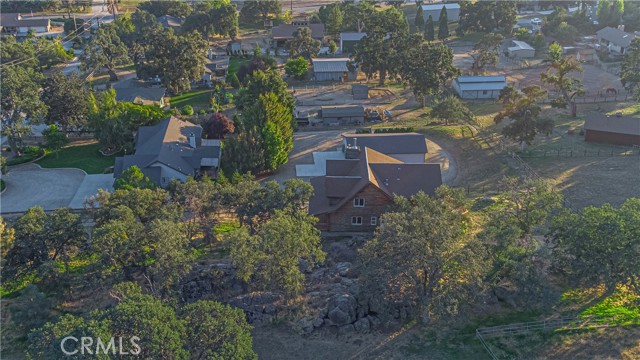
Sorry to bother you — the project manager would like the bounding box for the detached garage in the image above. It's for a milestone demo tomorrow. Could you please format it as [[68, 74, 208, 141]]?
[[507, 40, 536, 59], [320, 105, 365, 125], [453, 76, 507, 99], [584, 113, 640, 146]]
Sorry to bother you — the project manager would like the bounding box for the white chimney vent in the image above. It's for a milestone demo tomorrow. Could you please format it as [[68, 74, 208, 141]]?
[[188, 133, 197, 148]]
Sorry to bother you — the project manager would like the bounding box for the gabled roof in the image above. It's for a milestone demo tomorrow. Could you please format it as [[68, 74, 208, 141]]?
[[309, 147, 442, 215], [271, 23, 325, 39], [421, 3, 460, 11], [509, 40, 534, 51], [312, 58, 351, 73], [584, 113, 640, 136], [454, 76, 507, 91], [157, 15, 183, 28], [342, 133, 428, 155], [596, 26, 637, 48], [340, 32, 367, 41], [321, 105, 365, 118], [114, 87, 166, 105], [114, 117, 221, 184], [0, 13, 51, 28]]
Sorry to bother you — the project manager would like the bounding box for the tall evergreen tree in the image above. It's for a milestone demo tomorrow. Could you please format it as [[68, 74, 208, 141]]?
[[425, 14, 435, 41], [438, 6, 449, 40], [414, 5, 425, 32]]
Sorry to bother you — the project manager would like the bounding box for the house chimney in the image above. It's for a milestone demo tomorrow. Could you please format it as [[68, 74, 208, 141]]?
[[188, 133, 197, 148]]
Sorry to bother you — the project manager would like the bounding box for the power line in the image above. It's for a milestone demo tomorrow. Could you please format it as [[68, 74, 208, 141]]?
[[1, 13, 109, 69]]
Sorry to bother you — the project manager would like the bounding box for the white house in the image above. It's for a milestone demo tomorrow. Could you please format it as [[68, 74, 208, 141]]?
[[507, 40, 535, 58], [596, 26, 637, 55], [453, 76, 507, 99], [421, 3, 460, 22]]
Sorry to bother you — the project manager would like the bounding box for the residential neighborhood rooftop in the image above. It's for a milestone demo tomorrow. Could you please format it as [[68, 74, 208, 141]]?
[[343, 133, 429, 155], [596, 26, 637, 48]]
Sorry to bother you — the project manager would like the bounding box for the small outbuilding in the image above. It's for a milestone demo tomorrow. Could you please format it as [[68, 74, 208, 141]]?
[[507, 40, 536, 59], [452, 75, 507, 99], [339, 32, 367, 54], [421, 3, 460, 22], [320, 105, 365, 125], [312, 58, 356, 82], [584, 113, 640, 146], [352, 84, 369, 100]]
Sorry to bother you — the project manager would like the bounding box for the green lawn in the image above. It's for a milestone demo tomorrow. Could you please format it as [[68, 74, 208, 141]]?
[[36, 143, 117, 174], [170, 89, 213, 109], [228, 56, 251, 76]]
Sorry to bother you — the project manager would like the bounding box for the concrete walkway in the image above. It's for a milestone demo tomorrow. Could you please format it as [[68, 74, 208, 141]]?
[[0, 164, 114, 214]]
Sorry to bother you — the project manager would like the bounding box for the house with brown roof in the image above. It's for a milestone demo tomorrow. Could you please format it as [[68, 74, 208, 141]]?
[[584, 112, 640, 146], [271, 23, 325, 47], [309, 147, 442, 232]]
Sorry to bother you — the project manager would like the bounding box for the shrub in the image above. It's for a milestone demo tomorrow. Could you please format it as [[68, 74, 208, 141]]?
[[181, 105, 194, 116]]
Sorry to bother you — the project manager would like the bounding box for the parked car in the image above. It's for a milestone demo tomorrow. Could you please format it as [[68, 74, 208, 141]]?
[[530, 18, 542, 25], [369, 110, 380, 120], [383, 110, 393, 120]]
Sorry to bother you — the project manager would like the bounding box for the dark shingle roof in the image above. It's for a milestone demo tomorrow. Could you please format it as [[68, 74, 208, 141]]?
[[320, 105, 365, 118], [584, 113, 640, 136], [343, 133, 428, 155], [309, 147, 442, 215], [596, 26, 637, 48], [114, 117, 221, 185], [271, 24, 325, 39]]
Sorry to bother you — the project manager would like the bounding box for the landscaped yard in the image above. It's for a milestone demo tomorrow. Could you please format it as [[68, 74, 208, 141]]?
[[228, 56, 251, 76], [36, 143, 117, 174], [169, 89, 213, 109]]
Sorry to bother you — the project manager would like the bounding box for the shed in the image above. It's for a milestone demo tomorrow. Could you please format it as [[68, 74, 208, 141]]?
[[352, 84, 369, 100], [452, 76, 507, 99], [312, 58, 356, 82], [584, 113, 640, 146], [340, 32, 367, 54], [507, 40, 535, 58], [421, 3, 460, 22], [320, 105, 365, 125]]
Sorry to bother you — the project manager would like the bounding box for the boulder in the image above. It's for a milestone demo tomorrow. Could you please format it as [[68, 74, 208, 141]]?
[[297, 317, 315, 335], [313, 318, 324, 328], [326, 294, 358, 326], [354, 317, 370, 333]]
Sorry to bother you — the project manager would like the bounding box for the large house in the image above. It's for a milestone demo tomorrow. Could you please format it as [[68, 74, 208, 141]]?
[[342, 133, 428, 163], [421, 3, 460, 22], [271, 23, 325, 48], [596, 26, 637, 55], [453, 76, 507, 99], [312, 58, 356, 81], [1, 13, 51, 35], [114, 117, 221, 188], [309, 146, 442, 232], [584, 112, 640, 146]]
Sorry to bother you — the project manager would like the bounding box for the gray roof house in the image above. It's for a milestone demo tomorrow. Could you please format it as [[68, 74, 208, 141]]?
[[320, 105, 365, 125], [596, 26, 638, 55], [312, 58, 356, 81], [507, 40, 535, 58], [421, 3, 460, 22], [114, 87, 167, 106], [114, 117, 222, 187], [1, 13, 51, 35], [452, 75, 507, 99], [271, 23, 325, 47], [157, 15, 183, 29], [343, 133, 428, 163], [584, 112, 640, 146]]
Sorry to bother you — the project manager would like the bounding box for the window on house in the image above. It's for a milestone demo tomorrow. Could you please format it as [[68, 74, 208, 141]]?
[[353, 198, 365, 207], [370, 216, 377, 226], [351, 216, 363, 225]]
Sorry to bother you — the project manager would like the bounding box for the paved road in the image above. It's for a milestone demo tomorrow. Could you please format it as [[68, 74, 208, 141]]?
[[0, 164, 114, 214]]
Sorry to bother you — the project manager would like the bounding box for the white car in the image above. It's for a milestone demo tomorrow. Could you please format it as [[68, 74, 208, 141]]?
[[531, 18, 542, 25]]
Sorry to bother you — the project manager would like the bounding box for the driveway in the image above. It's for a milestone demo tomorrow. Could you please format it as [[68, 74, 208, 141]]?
[[1, 164, 113, 214]]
